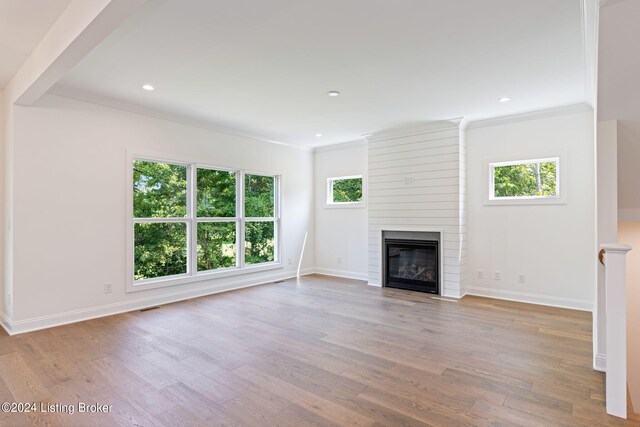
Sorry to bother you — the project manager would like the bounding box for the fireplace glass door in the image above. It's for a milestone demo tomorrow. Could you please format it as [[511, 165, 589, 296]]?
[[385, 239, 438, 294]]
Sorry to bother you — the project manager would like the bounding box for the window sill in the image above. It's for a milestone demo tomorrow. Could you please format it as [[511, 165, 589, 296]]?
[[325, 202, 367, 209], [127, 262, 283, 293], [484, 196, 566, 206]]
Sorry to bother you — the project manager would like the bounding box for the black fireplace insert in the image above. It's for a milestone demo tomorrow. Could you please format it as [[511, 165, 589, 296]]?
[[385, 239, 439, 294]]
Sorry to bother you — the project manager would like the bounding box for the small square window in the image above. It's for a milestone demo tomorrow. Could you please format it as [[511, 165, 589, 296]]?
[[489, 157, 560, 203], [327, 175, 365, 207]]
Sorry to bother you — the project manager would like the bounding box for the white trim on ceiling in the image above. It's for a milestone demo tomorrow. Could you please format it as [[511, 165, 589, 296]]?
[[313, 139, 367, 153], [47, 85, 313, 151], [465, 103, 593, 130]]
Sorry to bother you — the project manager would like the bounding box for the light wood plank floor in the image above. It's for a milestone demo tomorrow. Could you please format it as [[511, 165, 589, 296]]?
[[0, 275, 636, 426]]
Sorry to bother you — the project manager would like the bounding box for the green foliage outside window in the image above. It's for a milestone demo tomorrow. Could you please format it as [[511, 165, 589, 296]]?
[[331, 177, 362, 203], [134, 222, 187, 280], [245, 221, 275, 264], [244, 174, 276, 264], [245, 174, 275, 217], [493, 160, 557, 198], [197, 222, 237, 271], [133, 161, 277, 282], [134, 161, 186, 217], [197, 169, 236, 217]]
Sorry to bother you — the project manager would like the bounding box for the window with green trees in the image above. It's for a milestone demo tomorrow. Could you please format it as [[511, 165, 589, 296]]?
[[490, 158, 559, 199], [133, 161, 188, 281], [327, 175, 364, 205], [196, 168, 237, 272], [245, 174, 276, 264], [132, 159, 279, 285]]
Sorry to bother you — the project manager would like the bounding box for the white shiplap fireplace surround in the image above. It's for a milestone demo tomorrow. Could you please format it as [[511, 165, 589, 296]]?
[[366, 121, 466, 298]]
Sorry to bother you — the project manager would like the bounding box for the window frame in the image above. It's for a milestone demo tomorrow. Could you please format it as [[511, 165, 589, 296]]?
[[485, 156, 566, 206], [244, 172, 280, 266], [326, 174, 366, 208], [193, 164, 240, 275], [127, 151, 282, 293]]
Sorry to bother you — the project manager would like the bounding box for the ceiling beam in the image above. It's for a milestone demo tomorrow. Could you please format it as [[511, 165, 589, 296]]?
[[6, 0, 147, 106]]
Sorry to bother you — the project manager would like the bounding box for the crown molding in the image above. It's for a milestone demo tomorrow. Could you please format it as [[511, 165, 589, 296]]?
[[313, 139, 367, 153], [364, 118, 463, 143], [46, 85, 312, 151], [465, 103, 593, 130]]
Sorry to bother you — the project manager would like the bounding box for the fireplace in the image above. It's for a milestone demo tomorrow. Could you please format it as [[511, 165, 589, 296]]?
[[384, 238, 439, 294]]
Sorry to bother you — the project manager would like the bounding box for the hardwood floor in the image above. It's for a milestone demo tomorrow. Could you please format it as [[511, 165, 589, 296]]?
[[0, 274, 635, 426]]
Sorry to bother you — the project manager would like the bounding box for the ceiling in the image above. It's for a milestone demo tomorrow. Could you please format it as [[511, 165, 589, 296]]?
[[0, 0, 72, 88], [598, 0, 640, 209], [53, 0, 588, 147]]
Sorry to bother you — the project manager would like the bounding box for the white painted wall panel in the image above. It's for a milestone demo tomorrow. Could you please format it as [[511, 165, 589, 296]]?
[[313, 144, 368, 280], [367, 123, 464, 297], [465, 110, 595, 310]]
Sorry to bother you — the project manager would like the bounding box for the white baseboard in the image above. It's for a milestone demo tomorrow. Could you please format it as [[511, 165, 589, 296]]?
[[367, 281, 382, 287], [6, 271, 300, 336], [0, 311, 11, 335], [442, 286, 464, 299], [297, 267, 316, 276], [465, 286, 593, 312], [4, 270, 593, 335], [594, 353, 606, 372], [312, 267, 368, 281]]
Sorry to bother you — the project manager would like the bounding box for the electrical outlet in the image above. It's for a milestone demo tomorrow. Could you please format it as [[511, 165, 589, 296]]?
[[518, 273, 526, 284], [287, 258, 293, 266], [7, 294, 11, 306], [337, 256, 342, 264], [477, 270, 483, 279], [494, 271, 501, 281], [104, 282, 113, 294]]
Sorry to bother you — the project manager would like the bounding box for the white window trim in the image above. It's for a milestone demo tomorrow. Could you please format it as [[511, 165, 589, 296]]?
[[325, 174, 367, 209], [484, 156, 566, 206], [126, 151, 282, 293]]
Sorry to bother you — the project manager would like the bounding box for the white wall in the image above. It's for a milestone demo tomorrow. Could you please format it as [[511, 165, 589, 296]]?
[[618, 222, 640, 412], [313, 144, 368, 280], [466, 109, 596, 310], [9, 94, 314, 332], [617, 120, 640, 221]]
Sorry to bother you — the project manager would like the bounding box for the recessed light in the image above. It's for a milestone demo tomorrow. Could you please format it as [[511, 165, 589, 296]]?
[[498, 97, 511, 103], [142, 84, 155, 91], [327, 91, 340, 97], [315, 133, 323, 137]]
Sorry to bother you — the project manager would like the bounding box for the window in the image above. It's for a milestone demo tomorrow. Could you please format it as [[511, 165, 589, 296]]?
[[130, 157, 280, 289], [196, 168, 238, 272], [133, 161, 188, 281], [245, 174, 276, 264], [488, 157, 561, 203], [326, 175, 365, 207]]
